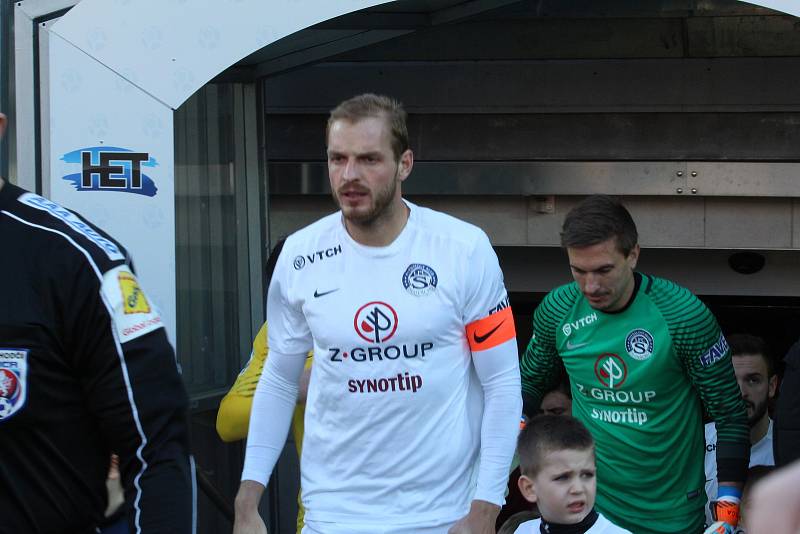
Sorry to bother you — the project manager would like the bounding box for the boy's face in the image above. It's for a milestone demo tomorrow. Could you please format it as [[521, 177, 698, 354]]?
[[518, 447, 596, 524]]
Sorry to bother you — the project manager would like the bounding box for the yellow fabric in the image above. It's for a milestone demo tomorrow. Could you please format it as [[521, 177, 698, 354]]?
[[215, 322, 312, 533]]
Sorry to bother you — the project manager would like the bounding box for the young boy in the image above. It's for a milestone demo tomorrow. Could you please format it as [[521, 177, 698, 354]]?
[[514, 415, 632, 534]]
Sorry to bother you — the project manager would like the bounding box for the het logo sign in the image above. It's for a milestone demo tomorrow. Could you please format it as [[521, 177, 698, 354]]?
[[60, 146, 159, 197]]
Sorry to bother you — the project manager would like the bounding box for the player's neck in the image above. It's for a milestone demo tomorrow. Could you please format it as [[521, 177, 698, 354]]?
[[0, 177, 5, 191], [750, 413, 770, 444], [344, 198, 409, 247]]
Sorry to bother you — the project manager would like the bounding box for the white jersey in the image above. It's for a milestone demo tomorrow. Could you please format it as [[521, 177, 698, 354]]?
[[265, 201, 520, 527], [514, 513, 633, 534], [704, 419, 774, 527]]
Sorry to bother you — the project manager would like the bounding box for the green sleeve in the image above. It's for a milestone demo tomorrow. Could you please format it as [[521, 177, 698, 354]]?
[[648, 276, 750, 484], [520, 284, 578, 417]]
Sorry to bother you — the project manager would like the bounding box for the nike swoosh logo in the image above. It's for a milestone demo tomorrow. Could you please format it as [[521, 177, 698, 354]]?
[[473, 319, 506, 344], [313, 288, 339, 298], [566, 341, 589, 350]]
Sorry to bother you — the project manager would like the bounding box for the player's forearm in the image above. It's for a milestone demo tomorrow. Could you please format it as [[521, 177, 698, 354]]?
[[713, 395, 750, 483], [519, 343, 557, 416], [134, 453, 196, 531], [241, 350, 305, 484], [701, 373, 749, 483], [106, 332, 195, 530], [473, 348, 522, 504], [688, 337, 750, 483]]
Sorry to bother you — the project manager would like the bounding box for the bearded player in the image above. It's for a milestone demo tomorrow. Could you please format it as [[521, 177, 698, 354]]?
[[233, 94, 521, 534]]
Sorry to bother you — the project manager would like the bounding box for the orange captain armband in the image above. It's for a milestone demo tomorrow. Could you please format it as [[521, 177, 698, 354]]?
[[466, 306, 516, 352]]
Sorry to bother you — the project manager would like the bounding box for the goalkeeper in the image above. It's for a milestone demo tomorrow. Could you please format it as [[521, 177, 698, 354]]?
[[520, 195, 749, 533]]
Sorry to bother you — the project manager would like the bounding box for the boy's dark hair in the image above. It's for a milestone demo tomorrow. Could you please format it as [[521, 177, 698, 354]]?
[[728, 333, 774, 377], [518, 415, 594, 477], [326, 93, 409, 162], [561, 195, 638, 256]]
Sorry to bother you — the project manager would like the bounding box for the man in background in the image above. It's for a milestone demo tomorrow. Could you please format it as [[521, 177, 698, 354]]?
[[705, 334, 777, 514]]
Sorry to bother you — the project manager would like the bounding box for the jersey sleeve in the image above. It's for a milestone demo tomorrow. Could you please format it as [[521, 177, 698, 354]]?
[[519, 285, 577, 417], [649, 278, 749, 485], [241, 349, 307, 485], [216, 323, 269, 442], [266, 241, 313, 355], [66, 260, 194, 533], [460, 231, 521, 505], [461, 231, 512, 326]]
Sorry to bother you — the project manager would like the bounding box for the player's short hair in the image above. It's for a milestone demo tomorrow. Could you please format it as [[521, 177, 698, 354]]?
[[326, 93, 409, 162], [561, 195, 638, 256], [728, 333, 775, 377], [518, 415, 594, 477]]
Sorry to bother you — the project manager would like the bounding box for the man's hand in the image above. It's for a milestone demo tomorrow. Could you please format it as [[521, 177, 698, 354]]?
[[711, 483, 743, 527], [233, 480, 268, 534], [447, 500, 500, 534], [709, 498, 740, 526]]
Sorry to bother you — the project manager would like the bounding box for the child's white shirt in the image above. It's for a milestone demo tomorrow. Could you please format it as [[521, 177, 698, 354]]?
[[513, 512, 633, 534]]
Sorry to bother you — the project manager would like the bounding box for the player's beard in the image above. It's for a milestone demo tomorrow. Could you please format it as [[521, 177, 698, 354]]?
[[746, 397, 768, 427], [334, 171, 399, 226]]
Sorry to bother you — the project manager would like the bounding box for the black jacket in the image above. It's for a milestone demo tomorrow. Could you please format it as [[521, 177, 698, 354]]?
[[774, 338, 800, 467], [0, 182, 194, 533]]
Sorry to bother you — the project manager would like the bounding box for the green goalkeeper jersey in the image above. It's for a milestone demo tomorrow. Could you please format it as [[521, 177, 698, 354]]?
[[521, 274, 748, 534]]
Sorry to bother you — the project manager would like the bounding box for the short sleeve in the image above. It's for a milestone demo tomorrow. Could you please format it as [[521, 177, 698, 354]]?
[[461, 231, 510, 326], [266, 241, 313, 355]]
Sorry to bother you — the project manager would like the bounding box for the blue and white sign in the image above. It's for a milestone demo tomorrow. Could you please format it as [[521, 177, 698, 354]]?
[[61, 147, 159, 197]]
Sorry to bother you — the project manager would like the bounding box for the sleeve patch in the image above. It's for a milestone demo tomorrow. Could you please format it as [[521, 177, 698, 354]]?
[[466, 306, 516, 352], [700, 333, 729, 367], [101, 265, 163, 343]]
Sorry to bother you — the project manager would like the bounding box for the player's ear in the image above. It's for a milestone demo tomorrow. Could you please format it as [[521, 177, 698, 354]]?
[[768, 374, 778, 398], [626, 243, 640, 269], [518, 474, 538, 503], [0, 113, 7, 139], [397, 148, 413, 182]]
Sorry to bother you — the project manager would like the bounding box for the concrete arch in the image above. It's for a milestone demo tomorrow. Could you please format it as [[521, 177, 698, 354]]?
[[50, 0, 800, 109], [51, 0, 397, 109]]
